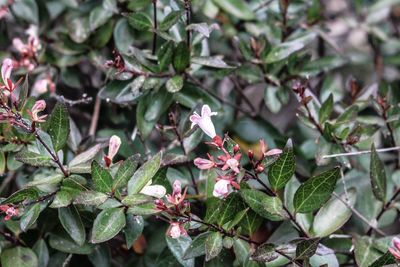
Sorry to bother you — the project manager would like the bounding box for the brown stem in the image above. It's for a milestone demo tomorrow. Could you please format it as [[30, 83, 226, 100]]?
[[184, 0, 191, 47], [35, 133, 69, 177], [152, 0, 157, 55], [89, 96, 101, 136]]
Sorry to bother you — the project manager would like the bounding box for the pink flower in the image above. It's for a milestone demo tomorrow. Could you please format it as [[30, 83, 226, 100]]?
[[194, 157, 215, 170], [1, 58, 15, 91], [213, 179, 231, 198], [28, 100, 47, 122], [0, 204, 19, 221], [190, 104, 218, 139], [32, 77, 55, 96], [389, 237, 400, 260], [104, 135, 121, 167], [12, 38, 29, 54], [265, 148, 283, 157], [167, 222, 187, 239], [166, 180, 187, 205], [219, 153, 242, 174], [226, 158, 240, 173]]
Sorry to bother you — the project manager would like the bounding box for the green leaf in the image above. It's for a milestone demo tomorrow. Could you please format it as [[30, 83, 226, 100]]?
[[2, 188, 38, 204], [20, 203, 41, 232], [58, 206, 86, 246], [15, 150, 52, 167], [250, 243, 280, 262], [205, 232, 223, 261], [295, 238, 320, 259], [158, 10, 183, 31], [240, 189, 285, 221], [354, 236, 382, 267], [183, 232, 210, 260], [122, 193, 154, 206], [124, 214, 144, 249], [311, 188, 356, 237], [369, 252, 396, 267], [10, 0, 38, 24], [91, 207, 126, 243], [49, 232, 94, 255], [48, 103, 70, 152], [268, 139, 295, 190], [173, 42, 190, 73], [114, 18, 135, 53], [224, 208, 249, 231], [127, 152, 162, 195], [166, 235, 194, 267], [88, 244, 111, 267], [26, 174, 63, 187], [370, 144, 387, 202], [73, 191, 108, 206], [191, 56, 234, 69], [294, 167, 340, 213], [318, 93, 334, 124], [158, 41, 174, 71], [33, 239, 49, 267], [166, 75, 184, 93], [212, 0, 255, 20], [127, 12, 153, 31], [113, 154, 140, 191], [127, 203, 160, 215], [1, 247, 38, 267], [89, 5, 113, 31], [91, 161, 113, 193]]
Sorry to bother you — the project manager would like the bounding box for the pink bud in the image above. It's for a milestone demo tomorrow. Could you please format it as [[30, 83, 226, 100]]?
[[1, 58, 13, 88], [167, 222, 187, 239], [193, 158, 215, 170], [107, 135, 121, 161], [265, 148, 283, 157], [29, 100, 47, 122]]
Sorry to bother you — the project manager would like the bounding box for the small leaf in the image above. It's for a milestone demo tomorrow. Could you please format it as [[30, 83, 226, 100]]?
[[1, 247, 38, 267], [295, 238, 320, 259], [370, 144, 387, 202], [312, 188, 356, 237], [294, 167, 340, 213], [49, 232, 93, 255], [2, 188, 38, 204], [122, 193, 154, 206], [183, 232, 210, 260], [58, 206, 86, 246], [369, 251, 396, 267], [173, 42, 190, 73], [73, 191, 108, 206], [33, 239, 49, 267], [318, 94, 334, 124], [91, 161, 113, 193], [124, 214, 144, 248], [158, 41, 174, 71], [127, 152, 162, 195], [91, 207, 126, 243], [158, 10, 183, 31], [113, 154, 140, 191], [250, 243, 279, 262], [127, 203, 160, 215], [48, 103, 70, 151], [191, 56, 234, 69], [127, 12, 153, 31], [20, 203, 41, 232], [354, 236, 382, 267], [205, 232, 223, 261], [166, 75, 184, 93], [15, 150, 52, 167], [268, 139, 295, 190], [240, 189, 285, 221], [26, 174, 63, 187]]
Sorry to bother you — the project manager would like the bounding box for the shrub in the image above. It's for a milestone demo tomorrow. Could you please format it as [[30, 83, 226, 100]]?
[[0, 0, 399, 266]]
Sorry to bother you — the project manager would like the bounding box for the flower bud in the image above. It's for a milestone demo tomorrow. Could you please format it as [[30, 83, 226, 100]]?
[[255, 164, 264, 173], [108, 135, 121, 161], [193, 157, 215, 170], [248, 150, 254, 160], [29, 100, 47, 122], [233, 144, 240, 154]]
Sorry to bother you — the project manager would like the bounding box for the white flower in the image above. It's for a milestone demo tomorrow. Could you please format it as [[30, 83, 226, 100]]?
[[226, 158, 240, 173], [140, 180, 166, 198], [213, 179, 231, 198], [167, 222, 187, 239], [190, 104, 217, 138], [32, 78, 50, 95]]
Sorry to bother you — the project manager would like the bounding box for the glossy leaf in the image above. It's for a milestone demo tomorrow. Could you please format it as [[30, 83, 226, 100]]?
[[158, 10, 183, 31], [205, 232, 223, 261], [1, 247, 38, 267], [294, 167, 340, 213], [295, 238, 320, 259], [166, 235, 194, 267], [240, 189, 285, 221], [183, 232, 210, 260], [268, 139, 295, 190], [91, 207, 126, 243], [58, 206, 86, 246], [113, 154, 140, 191], [48, 103, 70, 151], [127, 12, 153, 31], [124, 214, 144, 248], [173, 42, 190, 73], [20, 203, 41, 232], [91, 161, 113, 193], [212, 0, 255, 20], [370, 144, 387, 202], [15, 150, 52, 167]]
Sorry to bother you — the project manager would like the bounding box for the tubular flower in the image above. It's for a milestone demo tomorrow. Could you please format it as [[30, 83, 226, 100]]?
[[167, 222, 187, 239], [0, 204, 19, 221], [389, 237, 400, 260], [219, 153, 242, 174], [190, 104, 218, 139], [1, 58, 15, 91], [194, 155, 215, 170], [28, 100, 47, 122], [213, 179, 231, 198], [104, 135, 121, 167], [166, 180, 187, 205]]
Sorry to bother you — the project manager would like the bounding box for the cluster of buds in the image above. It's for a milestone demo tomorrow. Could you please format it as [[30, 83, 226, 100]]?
[[105, 50, 125, 73], [104, 135, 122, 167], [292, 80, 312, 105], [0, 204, 19, 221], [248, 139, 282, 173], [12, 25, 41, 71], [191, 105, 282, 198], [155, 180, 190, 239], [389, 237, 400, 260]]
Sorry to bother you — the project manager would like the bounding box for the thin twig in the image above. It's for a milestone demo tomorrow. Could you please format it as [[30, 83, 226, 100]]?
[[52, 93, 92, 106], [184, 0, 191, 47], [230, 77, 257, 114], [322, 146, 400, 159], [89, 96, 101, 136], [152, 0, 157, 55], [332, 192, 386, 236]]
